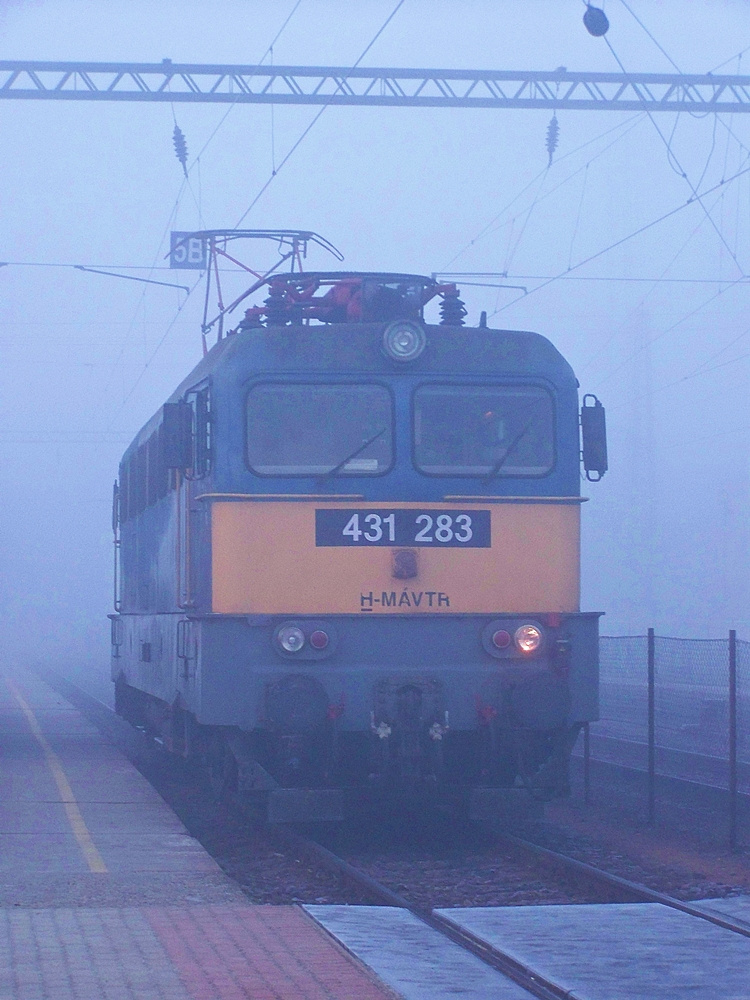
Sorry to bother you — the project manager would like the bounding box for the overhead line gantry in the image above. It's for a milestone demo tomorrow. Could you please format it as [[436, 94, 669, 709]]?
[[3, 60, 750, 112]]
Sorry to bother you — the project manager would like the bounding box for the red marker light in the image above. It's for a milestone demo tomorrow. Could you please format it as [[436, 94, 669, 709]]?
[[492, 629, 511, 649], [310, 630, 330, 650]]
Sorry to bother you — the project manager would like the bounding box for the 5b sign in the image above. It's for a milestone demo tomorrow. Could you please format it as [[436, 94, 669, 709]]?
[[170, 232, 207, 269]]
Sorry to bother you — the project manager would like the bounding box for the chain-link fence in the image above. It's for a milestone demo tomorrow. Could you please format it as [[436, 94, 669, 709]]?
[[576, 632, 749, 846]]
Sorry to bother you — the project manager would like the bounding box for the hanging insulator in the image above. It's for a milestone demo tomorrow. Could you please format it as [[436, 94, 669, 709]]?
[[439, 287, 467, 327], [583, 5, 609, 36], [264, 279, 289, 327], [172, 124, 188, 178], [546, 114, 560, 166]]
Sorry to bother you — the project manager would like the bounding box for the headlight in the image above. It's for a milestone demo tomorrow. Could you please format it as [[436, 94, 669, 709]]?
[[514, 624, 542, 654], [382, 320, 426, 362], [277, 625, 305, 653]]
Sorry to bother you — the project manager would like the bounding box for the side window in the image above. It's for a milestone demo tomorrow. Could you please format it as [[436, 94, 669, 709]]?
[[120, 427, 173, 520], [156, 425, 170, 498], [119, 388, 208, 519], [146, 433, 159, 507], [186, 385, 212, 479], [133, 445, 147, 515], [195, 387, 211, 477]]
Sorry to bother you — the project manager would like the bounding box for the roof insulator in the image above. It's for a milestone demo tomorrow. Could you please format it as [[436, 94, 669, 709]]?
[[264, 279, 290, 327], [439, 286, 467, 326], [583, 5, 609, 37], [172, 124, 188, 178], [546, 114, 559, 166]]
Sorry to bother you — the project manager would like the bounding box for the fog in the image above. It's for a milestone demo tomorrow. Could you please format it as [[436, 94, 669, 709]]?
[[1, 0, 749, 688]]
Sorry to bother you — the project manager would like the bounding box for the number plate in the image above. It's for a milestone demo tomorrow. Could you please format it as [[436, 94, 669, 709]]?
[[315, 509, 491, 547]]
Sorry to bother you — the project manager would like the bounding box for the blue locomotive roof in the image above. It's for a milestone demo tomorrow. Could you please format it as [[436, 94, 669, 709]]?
[[122, 320, 576, 460]]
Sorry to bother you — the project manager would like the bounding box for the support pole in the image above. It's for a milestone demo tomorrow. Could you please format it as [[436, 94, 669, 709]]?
[[729, 629, 738, 850], [647, 628, 655, 826]]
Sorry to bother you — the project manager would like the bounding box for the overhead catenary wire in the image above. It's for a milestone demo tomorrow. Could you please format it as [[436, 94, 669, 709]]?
[[105, 276, 203, 432], [4, 262, 742, 288], [98, 177, 192, 406], [578, 182, 744, 376], [234, 0, 407, 228], [474, 115, 648, 269], [591, 0, 750, 290], [442, 111, 646, 270], [610, 346, 750, 414], [501, 169, 549, 277], [488, 155, 750, 320], [188, 0, 303, 172], [594, 273, 748, 390], [694, 113, 719, 193], [679, 323, 750, 380], [615, 0, 750, 269], [567, 163, 588, 270], [617, 0, 681, 73], [709, 44, 750, 75], [99, 4, 307, 432], [574, 6, 750, 383], [601, 35, 744, 275]]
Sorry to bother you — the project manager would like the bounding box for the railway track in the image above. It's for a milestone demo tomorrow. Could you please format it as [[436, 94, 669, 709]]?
[[272, 823, 750, 999], [493, 831, 750, 938], [273, 825, 574, 1000], [41, 669, 750, 998]]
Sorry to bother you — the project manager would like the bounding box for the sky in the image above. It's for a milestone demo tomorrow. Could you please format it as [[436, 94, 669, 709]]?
[[1, 0, 750, 681]]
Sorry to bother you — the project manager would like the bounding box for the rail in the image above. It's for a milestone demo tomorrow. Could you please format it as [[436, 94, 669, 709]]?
[[272, 825, 574, 1000]]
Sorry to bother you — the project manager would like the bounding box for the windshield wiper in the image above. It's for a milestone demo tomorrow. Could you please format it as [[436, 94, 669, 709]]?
[[319, 427, 387, 478], [482, 420, 534, 481]]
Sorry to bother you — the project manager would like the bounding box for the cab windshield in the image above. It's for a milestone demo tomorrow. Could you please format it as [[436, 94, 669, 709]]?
[[414, 384, 554, 476], [247, 383, 393, 476]]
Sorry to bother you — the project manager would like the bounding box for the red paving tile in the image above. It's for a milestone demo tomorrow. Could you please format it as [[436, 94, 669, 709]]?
[[1, 905, 396, 1000], [145, 904, 396, 1000], [0, 673, 397, 998]]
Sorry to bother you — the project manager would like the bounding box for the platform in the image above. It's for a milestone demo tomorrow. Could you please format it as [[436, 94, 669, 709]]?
[[8, 666, 749, 1000], [310, 899, 750, 1000], [0, 669, 397, 999]]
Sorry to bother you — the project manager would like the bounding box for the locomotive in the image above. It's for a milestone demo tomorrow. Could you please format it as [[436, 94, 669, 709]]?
[[111, 241, 607, 822]]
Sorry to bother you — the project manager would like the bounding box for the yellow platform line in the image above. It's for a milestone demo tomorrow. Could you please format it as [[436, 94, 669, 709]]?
[[5, 677, 108, 874]]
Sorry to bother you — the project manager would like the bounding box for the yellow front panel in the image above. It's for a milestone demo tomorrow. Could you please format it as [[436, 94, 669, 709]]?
[[210, 501, 580, 615]]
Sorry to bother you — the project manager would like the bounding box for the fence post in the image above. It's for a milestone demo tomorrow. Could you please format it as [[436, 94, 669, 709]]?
[[729, 629, 737, 850], [647, 628, 655, 826], [583, 721, 590, 804]]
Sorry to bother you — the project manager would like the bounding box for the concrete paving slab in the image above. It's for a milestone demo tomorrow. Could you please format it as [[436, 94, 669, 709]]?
[[0, 669, 240, 903], [0, 830, 214, 872], [0, 833, 89, 873], [0, 799, 185, 835], [0, 710, 99, 736], [0, 801, 83, 834], [93, 833, 222, 873], [306, 905, 532, 1000], [439, 902, 750, 1000], [73, 801, 187, 834], [0, 871, 247, 907]]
